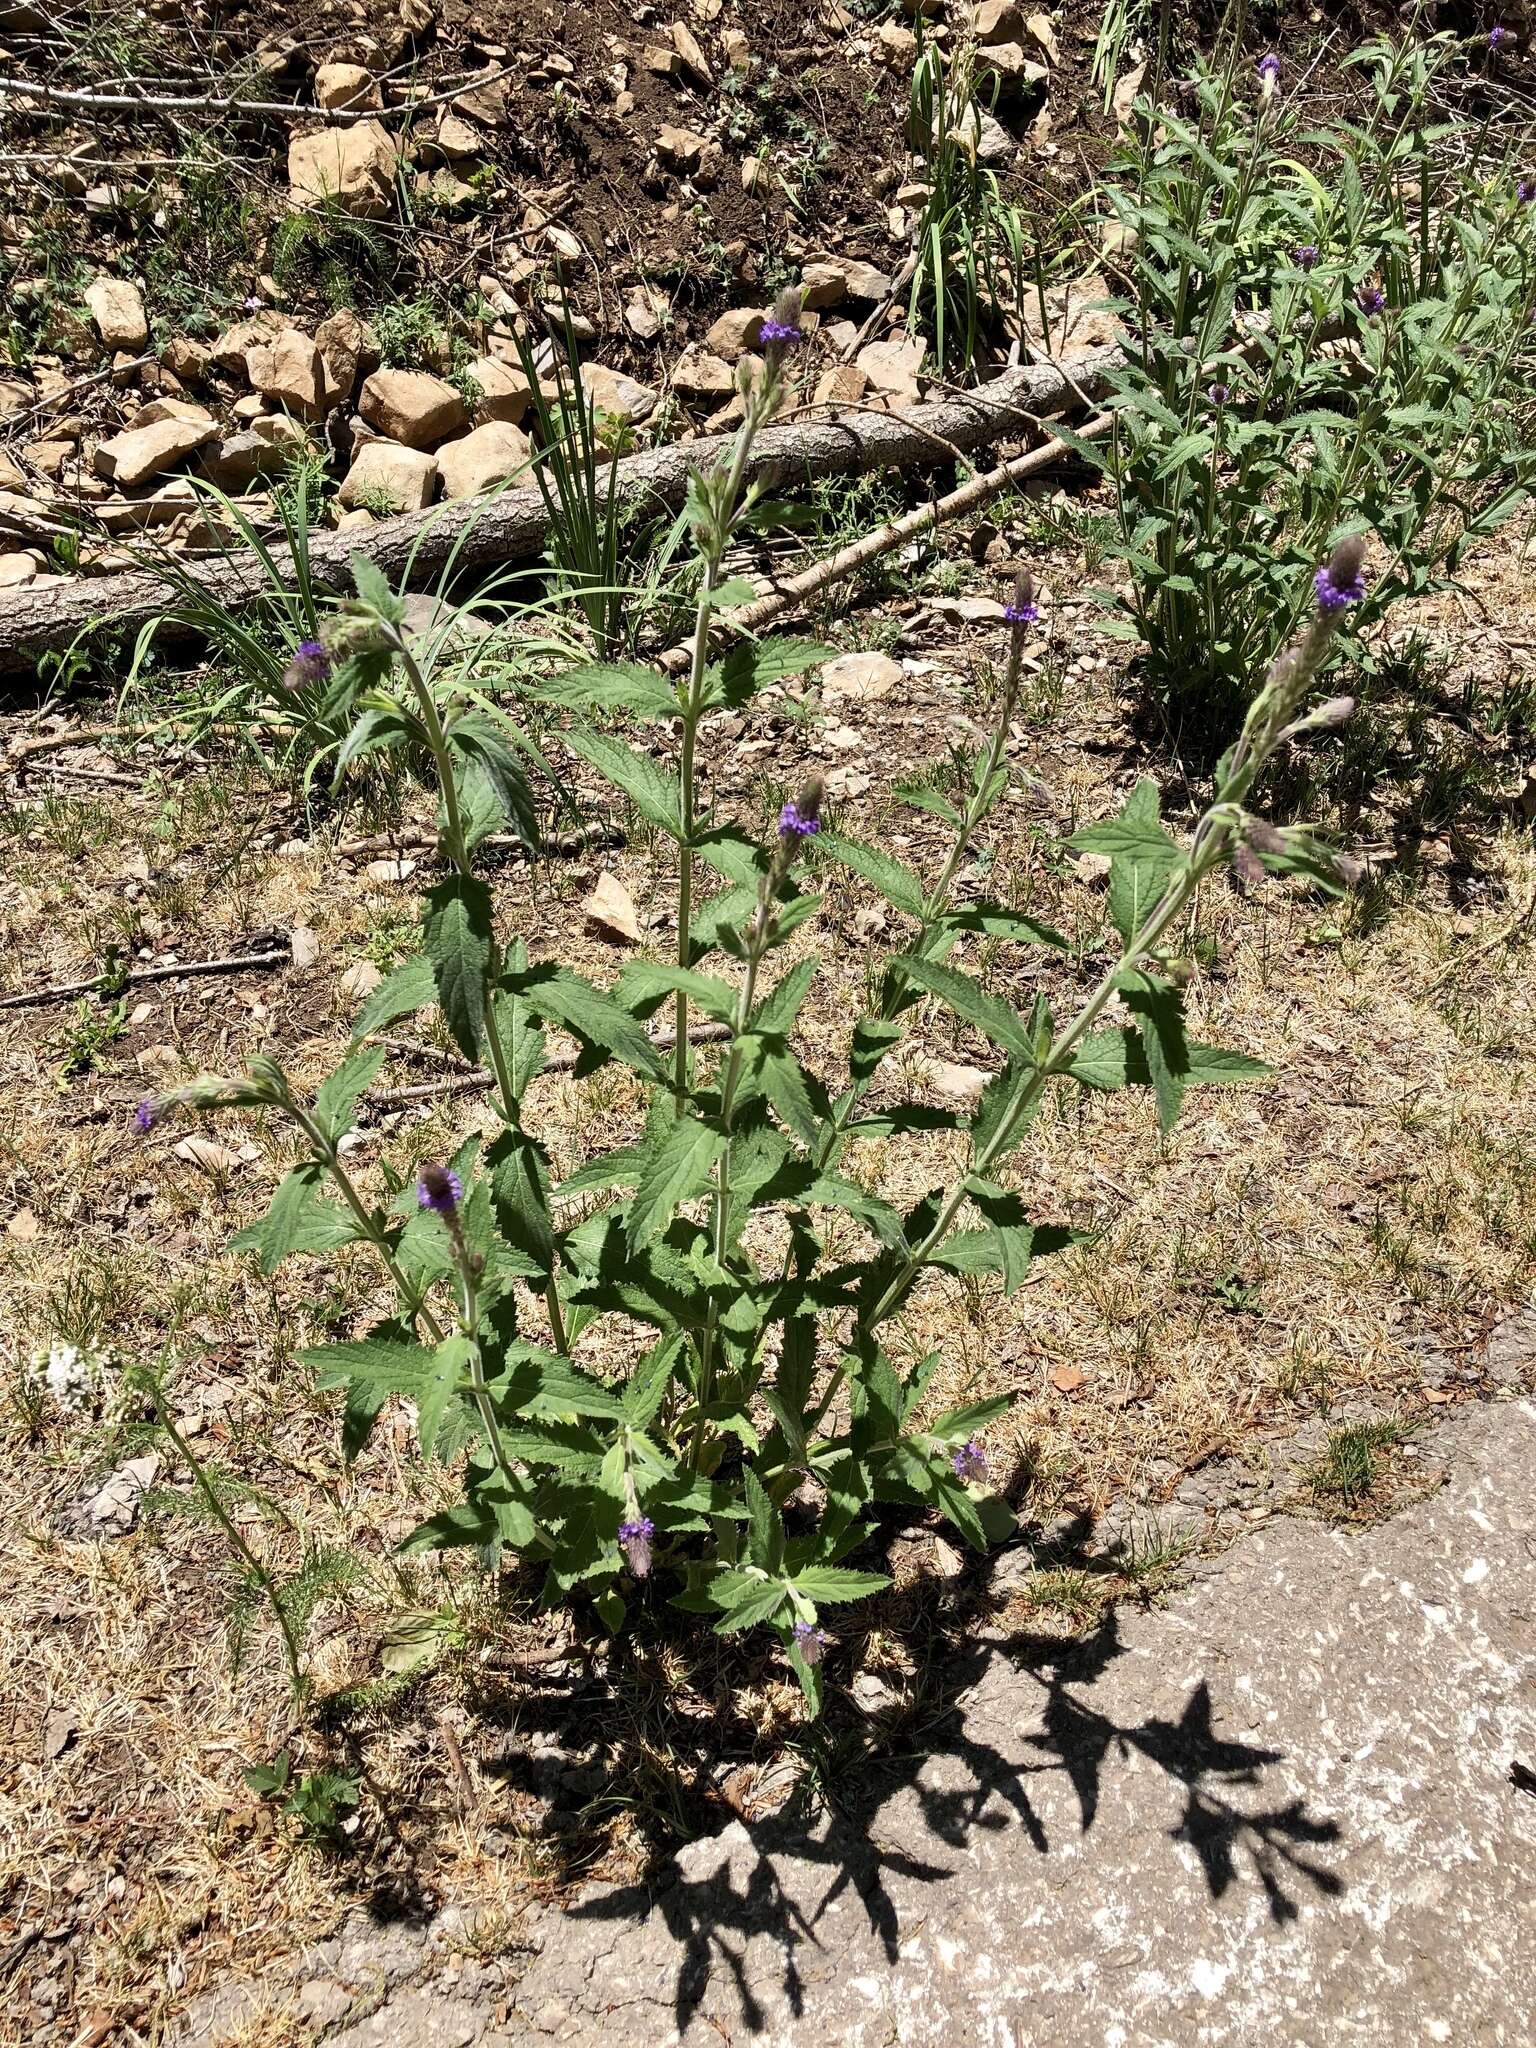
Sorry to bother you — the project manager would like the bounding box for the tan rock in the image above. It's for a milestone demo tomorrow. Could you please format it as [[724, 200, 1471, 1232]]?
[[1024, 10, 1060, 61], [641, 43, 682, 76], [812, 364, 869, 409], [820, 649, 902, 702], [0, 552, 38, 588], [288, 122, 398, 217], [671, 20, 712, 85], [857, 334, 926, 404], [84, 277, 147, 351], [656, 123, 709, 171], [721, 27, 749, 68], [584, 871, 642, 946], [624, 287, 667, 342], [314, 61, 380, 110], [465, 356, 534, 424], [26, 438, 73, 477], [162, 335, 211, 385], [201, 424, 304, 491], [436, 421, 532, 499], [133, 396, 213, 430], [358, 367, 467, 447], [210, 311, 283, 374], [431, 111, 482, 162], [672, 345, 735, 399], [976, 41, 1048, 92], [316, 307, 376, 408], [336, 441, 438, 512], [705, 306, 766, 358], [972, 0, 1023, 38], [581, 362, 658, 424], [802, 255, 892, 307], [246, 328, 329, 417], [875, 20, 916, 62], [94, 412, 217, 487]]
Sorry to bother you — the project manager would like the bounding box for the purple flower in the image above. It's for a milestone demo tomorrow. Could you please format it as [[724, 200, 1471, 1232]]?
[[1489, 24, 1510, 50], [281, 637, 331, 691], [416, 1163, 463, 1216], [791, 1620, 830, 1665], [758, 315, 802, 346], [778, 800, 821, 839], [1314, 538, 1368, 613], [618, 1516, 655, 1577], [1519, 176, 1536, 203], [951, 1439, 988, 1482], [1355, 282, 1386, 316], [1004, 568, 1038, 625], [1207, 381, 1231, 408], [1294, 243, 1320, 270], [133, 1096, 157, 1133], [1256, 52, 1281, 86]]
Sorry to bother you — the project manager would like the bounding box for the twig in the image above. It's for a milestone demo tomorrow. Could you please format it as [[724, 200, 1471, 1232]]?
[[367, 1021, 732, 1108], [1, 354, 154, 437], [0, 65, 515, 125], [0, 948, 289, 1011], [657, 411, 1112, 672]]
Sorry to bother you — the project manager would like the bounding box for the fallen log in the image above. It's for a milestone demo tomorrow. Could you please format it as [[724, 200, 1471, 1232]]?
[[0, 347, 1120, 672]]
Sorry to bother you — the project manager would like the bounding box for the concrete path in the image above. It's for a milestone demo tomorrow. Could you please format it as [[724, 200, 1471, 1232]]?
[[190, 1398, 1536, 2046]]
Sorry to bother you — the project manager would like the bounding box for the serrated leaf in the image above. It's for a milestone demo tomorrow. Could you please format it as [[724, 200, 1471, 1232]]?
[[531, 660, 679, 720], [818, 833, 926, 919], [313, 1043, 386, 1141], [900, 955, 1037, 1061], [350, 955, 436, 1044], [790, 1565, 890, 1603], [564, 728, 681, 836], [229, 1163, 361, 1275], [615, 959, 740, 1023], [423, 874, 492, 1061], [627, 1114, 726, 1248], [510, 963, 668, 1081]]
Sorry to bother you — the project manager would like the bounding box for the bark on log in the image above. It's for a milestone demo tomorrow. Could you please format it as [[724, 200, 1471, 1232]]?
[[0, 348, 1118, 672]]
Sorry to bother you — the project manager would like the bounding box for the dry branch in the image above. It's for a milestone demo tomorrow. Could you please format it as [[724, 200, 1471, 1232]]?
[[0, 948, 289, 1010], [0, 66, 516, 126], [0, 348, 1120, 671]]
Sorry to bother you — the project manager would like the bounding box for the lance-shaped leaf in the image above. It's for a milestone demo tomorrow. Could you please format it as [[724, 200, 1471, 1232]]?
[[615, 959, 740, 1024], [627, 1113, 726, 1248], [563, 727, 682, 838], [229, 1163, 362, 1275], [817, 832, 927, 919], [509, 962, 668, 1080], [899, 955, 1038, 1062], [530, 659, 680, 721], [423, 873, 493, 1061], [350, 955, 437, 1045], [313, 1043, 386, 1142]]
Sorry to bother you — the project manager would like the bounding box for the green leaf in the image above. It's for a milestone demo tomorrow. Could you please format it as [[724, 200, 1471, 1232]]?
[[423, 874, 493, 1061], [615, 959, 740, 1024], [627, 1114, 726, 1249], [350, 553, 406, 622], [743, 1468, 783, 1572], [419, 1336, 472, 1460], [1068, 1027, 1269, 1093], [707, 636, 836, 708], [564, 728, 681, 837], [734, 1033, 822, 1145], [313, 1044, 386, 1141], [937, 904, 1069, 950], [899, 955, 1037, 1061], [531, 660, 679, 720], [708, 1569, 793, 1631], [449, 714, 540, 845], [510, 963, 667, 1081], [818, 832, 926, 919], [1069, 780, 1182, 943], [350, 955, 436, 1044], [790, 1565, 891, 1603], [229, 1164, 361, 1275]]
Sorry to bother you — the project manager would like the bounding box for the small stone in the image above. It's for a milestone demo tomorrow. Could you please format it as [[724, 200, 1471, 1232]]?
[[0, 551, 37, 587], [314, 61, 380, 110], [812, 364, 868, 409], [358, 367, 467, 447], [705, 306, 766, 358], [820, 649, 902, 701], [721, 26, 749, 67], [671, 19, 713, 84], [672, 345, 735, 398], [641, 43, 682, 76], [581, 362, 658, 423], [436, 420, 532, 499], [875, 19, 917, 62], [288, 122, 399, 217], [289, 925, 321, 969], [83, 277, 147, 351], [338, 961, 385, 1002], [210, 311, 283, 375], [336, 441, 438, 512], [624, 287, 667, 341], [316, 308, 376, 409], [465, 356, 534, 424], [802, 255, 892, 305], [246, 328, 329, 418], [162, 335, 211, 385], [94, 412, 217, 487], [656, 123, 709, 171], [584, 872, 642, 945], [857, 333, 926, 404]]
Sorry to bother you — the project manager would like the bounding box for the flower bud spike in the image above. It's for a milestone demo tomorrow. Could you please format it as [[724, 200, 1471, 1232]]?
[[778, 773, 825, 844], [1004, 570, 1039, 628], [416, 1163, 464, 1216], [618, 1516, 655, 1577], [1314, 538, 1367, 614]]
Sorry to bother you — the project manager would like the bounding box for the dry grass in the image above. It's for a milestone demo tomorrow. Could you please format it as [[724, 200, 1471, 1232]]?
[[4, 510, 1536, 2038]]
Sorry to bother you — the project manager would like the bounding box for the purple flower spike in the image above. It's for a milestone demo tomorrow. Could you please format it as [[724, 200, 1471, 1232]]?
[[1355, 282, 1386, 316], [758, 316, 802, 346], [1518, 176, 1536, 203], [1489, 24, 1510, 50], [791, 1620, 830, 1666], [1314, 538, 1368, 613], [1207, 381, 1231, 408], [416, 1163, 463, 1216], [1004, 568, 1039, 625], [1256, 52, 1281, 85], [618, 1516, 655, 1577], [778, 800, 821, 839], [282, 637, 332, 692], [951, 1439, 988, 1482], [1294, 243, 1320, 270], [133, 1096, 157, 1133]]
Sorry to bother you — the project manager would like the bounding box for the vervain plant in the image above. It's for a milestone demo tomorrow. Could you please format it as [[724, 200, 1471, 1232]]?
[[1082, 31, 1536, 741], [138, 293, 1378, 1713]]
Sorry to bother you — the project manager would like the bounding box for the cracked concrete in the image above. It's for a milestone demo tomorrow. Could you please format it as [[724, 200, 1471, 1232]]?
[[184, 1397, 1536, 2047]]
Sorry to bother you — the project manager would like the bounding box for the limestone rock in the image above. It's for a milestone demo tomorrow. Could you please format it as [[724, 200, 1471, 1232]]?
[[316, 308, 376, 409], [210, 311, 283, 375], [857, 333, 926, 405], [314, 61, 380, 110], [84, 277, 147, 351], [336, 441, 438, 512], [656, 124, 709, 171], [976, 41, 1049, 92], [246, 328, 328, 418], [0, 551, 38, 587], [288, 122, 398, 217], [705, 306, 766, 359], [436, 421, 532, 499], [672, 20, 713, 85], [465, 357, 534, 424], [94, 411, 217, 487], [581, 362, 658, 424], [162, 335, 211, 385], [358, 367, 467, 448], [820, 649, 902, 702], [812, 363, 869, 409], [672, 346, 735, 399], [584, 872, 642, 945], [875, 19, 917, 62], [201, 418, 307, 490], [801, 255, 893, 308]]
